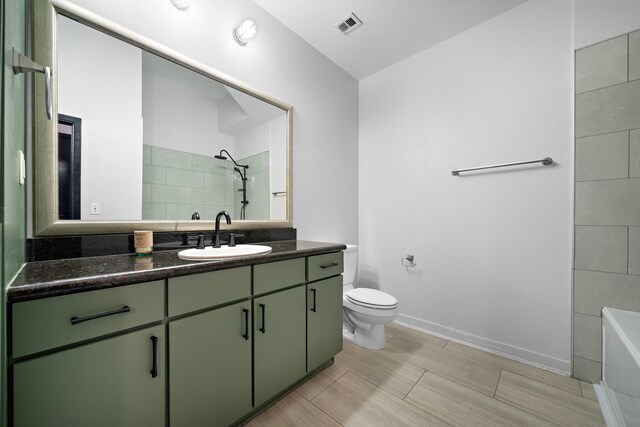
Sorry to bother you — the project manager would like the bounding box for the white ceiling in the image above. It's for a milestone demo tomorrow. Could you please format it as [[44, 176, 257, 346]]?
[[253, 0, 530, 80]]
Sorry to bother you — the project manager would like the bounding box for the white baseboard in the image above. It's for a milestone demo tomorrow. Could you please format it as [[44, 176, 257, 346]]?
[[395, 313, 571, 375]]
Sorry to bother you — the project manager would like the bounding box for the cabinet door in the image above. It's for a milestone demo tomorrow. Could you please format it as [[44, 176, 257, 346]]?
[[170, 300, 252, 427], [254, 286, 306, 406], [308, 276, 344, 371], [13, 325, 165, 427]]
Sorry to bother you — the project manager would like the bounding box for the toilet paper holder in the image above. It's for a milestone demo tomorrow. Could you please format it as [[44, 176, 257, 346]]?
[[401, 255, 416, 268]]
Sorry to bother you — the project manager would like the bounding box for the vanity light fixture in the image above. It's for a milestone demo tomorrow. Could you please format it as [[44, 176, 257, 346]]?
[[233, 19, 257, 46], [170, 0, 193, 11]]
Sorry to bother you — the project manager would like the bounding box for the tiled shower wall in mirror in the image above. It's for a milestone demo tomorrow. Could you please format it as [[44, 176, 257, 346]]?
[[236, 152, 270, 220], [573, 29, 640, 382], [142, 145, 270, 221]]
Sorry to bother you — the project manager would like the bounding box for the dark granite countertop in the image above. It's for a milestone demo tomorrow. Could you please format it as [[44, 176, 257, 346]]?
[[8, 240, 346, 303]]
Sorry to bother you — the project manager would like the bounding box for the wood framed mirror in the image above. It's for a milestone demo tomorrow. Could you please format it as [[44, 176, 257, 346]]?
[[31, 0, 293, 235]]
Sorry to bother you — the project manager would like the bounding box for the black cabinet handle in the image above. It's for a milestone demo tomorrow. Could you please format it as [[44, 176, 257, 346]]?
[[242, 308, 249, 340], [311, 288, 317, 312], [70, 305, 131, 325], [259, 304, 266, 333], [150, 336, 158, 378], [320, 262, 338, 269]]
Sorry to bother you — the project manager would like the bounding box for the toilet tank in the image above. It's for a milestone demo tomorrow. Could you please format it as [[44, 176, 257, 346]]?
[[343, 244, 358, 286]]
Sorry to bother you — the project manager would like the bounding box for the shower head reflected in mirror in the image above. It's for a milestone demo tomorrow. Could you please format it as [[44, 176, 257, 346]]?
[[214, 149, 249, 170]]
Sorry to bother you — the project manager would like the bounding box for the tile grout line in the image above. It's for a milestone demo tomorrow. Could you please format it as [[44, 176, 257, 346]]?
[[493, 369, 503, 399], [305, 393, 346, 427], [302, 368, 349, 402], [402, 369, 426, 400], [495, 372, 604, 426], [311, 366, 450, 427], [494, 395, 566, 427], [302, 368, 349, 427], [575, 176, 640, 184], [334, 362, 416, 399], [577, 176, 636, 184], [384, 327, 583, 399], [386, 341, 505, 397], [399, 370, 456, 427], [629, 129, 632, 183], [576, 127, 640, 140], [627, 225, 630, 275], [574, 266, 640, 276], [501, 368, 601, 403], [411, 369, 563, 426]]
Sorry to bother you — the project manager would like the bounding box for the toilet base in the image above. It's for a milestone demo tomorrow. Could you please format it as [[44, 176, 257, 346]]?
[[344, 324, 387, 350], [342, 328, 355, 341]]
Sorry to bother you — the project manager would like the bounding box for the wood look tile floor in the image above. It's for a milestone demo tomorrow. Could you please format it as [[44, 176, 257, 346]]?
[[246, 323, 604, 426]]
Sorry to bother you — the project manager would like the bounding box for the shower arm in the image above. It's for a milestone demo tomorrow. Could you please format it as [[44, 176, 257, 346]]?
[[217, 149, 249, 171]]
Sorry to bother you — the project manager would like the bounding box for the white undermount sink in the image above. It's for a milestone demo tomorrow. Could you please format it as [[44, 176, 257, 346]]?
[[178, 244, 272, 261]]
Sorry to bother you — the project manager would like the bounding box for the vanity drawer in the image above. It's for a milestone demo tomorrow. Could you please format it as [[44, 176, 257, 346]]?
[[254, 258, 305, 295], [307, 252, 343, 282], [168, 266, 251, 316], [12, 280, 164, 358]]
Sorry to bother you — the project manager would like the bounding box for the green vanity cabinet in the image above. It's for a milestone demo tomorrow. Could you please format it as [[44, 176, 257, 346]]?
[[307, 275, 344, 371], [254, 258, 305, 294], [168, 267, 251, 316], [12, 279, 165, 357], [169, 300, 252, 427], [9, 246, 347, 426], [13, 325, 165, 427], [307, 251, 343, 282], [253, 285, 306, 407]]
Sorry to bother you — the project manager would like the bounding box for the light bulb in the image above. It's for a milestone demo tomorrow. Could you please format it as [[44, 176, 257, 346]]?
[[171, 0, 193, 11], [234, 19, 257, 46]]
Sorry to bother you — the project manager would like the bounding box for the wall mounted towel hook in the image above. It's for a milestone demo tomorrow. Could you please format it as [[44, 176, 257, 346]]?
[[13, 48, 52, 120]]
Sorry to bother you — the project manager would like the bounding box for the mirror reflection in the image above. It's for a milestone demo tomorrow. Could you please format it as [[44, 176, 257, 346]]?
[[56, 15, 288, 222]]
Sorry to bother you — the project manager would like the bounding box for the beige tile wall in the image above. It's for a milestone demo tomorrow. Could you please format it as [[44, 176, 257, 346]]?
[[574, 29, 640, 382]]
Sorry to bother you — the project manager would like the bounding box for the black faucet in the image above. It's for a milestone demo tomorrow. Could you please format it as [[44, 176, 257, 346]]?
[[212, 211, 231, 248]]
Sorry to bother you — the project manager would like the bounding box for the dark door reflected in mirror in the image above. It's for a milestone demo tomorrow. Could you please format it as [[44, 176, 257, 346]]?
[[58, 114, 81, 220]]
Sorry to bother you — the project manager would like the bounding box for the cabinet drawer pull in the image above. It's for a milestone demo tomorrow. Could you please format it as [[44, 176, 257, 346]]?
[[320, 262, 338, 269], [242, 308, 249, 340], [259, 304, 266, 333], [150, 336, 158, 378], [310, 288, 317, 312], [70, 305, 131, 325]]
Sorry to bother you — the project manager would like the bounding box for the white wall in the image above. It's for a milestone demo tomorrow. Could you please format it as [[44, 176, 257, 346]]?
[[234, 121, 269, 159], [575, 0, 640, 49], [142, 71, 234, 157], [64, 0, 359, 243], [58, 16, 143, 220], [359, 0, 574, 372]]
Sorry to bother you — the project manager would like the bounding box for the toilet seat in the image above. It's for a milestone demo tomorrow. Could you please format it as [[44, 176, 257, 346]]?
[[346, 288, 398, 310]]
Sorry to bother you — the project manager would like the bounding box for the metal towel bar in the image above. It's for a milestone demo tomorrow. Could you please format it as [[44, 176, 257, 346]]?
[[452, 157, 553, 176]]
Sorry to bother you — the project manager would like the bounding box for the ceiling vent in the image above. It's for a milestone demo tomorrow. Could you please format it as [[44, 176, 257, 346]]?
[[335, 13, 362, 35]]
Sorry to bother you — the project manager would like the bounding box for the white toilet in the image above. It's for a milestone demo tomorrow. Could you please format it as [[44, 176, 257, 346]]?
[[342, 245, 399, 350]]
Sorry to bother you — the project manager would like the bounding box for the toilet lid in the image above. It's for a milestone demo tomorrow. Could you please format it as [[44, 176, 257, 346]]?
[[346, 288, 398, 308]]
